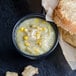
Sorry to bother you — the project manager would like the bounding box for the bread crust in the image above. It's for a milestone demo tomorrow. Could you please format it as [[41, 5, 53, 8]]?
[[53, 0, 76, 34], [53, 12, 76, 47], [59, 27, 76, 48]]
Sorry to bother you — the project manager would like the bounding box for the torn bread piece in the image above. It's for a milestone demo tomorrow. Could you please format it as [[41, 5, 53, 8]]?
[[59, 27, 76, 48], [53, 0, 76, 34], [53, 14, 76, 47], [22, 65, 38, 76], [6, 71, 18, 76], [53, 1, 76, 48]]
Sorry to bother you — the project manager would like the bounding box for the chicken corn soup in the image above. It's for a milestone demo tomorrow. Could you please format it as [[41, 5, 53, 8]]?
[[15, 18, 56, 56]]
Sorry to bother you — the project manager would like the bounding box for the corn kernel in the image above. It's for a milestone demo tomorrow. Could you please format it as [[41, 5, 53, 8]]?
[[39, 42, 41, 46], [36, 39, 41, 46], [19, 27, 25, 32], [23, 36, 28, 40], [34, 48, 40, 55], [42, 27, 47, 31], [34, 18, 39, 23], [36, 31, 41, 35], [38, 42, 41, 46], [36, 39, 41, 43], [24, 42, 30, 46]]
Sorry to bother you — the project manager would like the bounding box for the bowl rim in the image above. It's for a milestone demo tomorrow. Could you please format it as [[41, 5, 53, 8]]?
[[12, 13, 59, 59]]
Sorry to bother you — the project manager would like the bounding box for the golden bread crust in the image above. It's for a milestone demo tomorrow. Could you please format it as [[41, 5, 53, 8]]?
[[53, 0, 76, 34], [53, 14, 76, 47], [59, 27, 76, 48]]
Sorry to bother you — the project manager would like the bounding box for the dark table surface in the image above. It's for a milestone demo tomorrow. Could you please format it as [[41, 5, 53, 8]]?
[[0, 0, 76, 76]]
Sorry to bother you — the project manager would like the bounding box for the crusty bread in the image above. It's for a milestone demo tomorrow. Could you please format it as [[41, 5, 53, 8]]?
[[53, 0, 76, 34], [22, 65, 38, 76], [53, 12, 76, 47], [6, 71, 18, 76], [53, 0, 76, 47], [53, 9, 73, 34], [59, 27, 76, 48]]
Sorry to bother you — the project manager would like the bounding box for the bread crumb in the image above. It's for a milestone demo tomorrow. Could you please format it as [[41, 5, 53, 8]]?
[[22, 65, 39, 76], [6, 71, 18, 76]]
